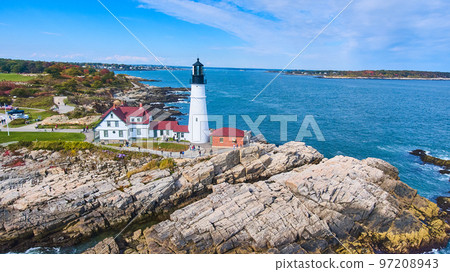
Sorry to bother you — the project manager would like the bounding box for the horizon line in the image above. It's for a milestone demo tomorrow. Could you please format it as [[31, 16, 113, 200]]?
[[1, 57, 450, 73]]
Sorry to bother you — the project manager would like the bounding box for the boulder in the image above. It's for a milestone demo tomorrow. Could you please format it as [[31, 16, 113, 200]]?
[[83, 237, 119, 254]]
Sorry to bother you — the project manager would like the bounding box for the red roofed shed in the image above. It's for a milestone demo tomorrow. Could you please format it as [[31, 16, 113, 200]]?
[[211, 127, 245, 148]]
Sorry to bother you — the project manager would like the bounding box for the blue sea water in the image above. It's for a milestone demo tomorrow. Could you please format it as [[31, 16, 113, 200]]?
[[123, 68, 450, 253]]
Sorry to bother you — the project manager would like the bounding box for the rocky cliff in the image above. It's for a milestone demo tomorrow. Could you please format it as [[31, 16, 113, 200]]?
[[0, 142, 448, 254]]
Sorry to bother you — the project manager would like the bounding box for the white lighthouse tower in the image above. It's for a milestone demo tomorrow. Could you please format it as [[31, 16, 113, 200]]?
[[188, 58, 209, 143]]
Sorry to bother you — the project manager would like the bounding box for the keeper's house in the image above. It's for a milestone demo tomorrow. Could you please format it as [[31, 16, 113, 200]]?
[[94, 103, 189, 142]]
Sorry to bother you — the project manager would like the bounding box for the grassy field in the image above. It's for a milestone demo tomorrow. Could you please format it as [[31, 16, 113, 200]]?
[[0, 73, 37, 82], [0, 131, 85, 143], [13, 96, 54, 109]]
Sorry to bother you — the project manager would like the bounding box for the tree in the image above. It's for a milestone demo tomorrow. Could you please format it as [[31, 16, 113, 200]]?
[[63, 67, 83, 76], [45, 65, 62, 78]]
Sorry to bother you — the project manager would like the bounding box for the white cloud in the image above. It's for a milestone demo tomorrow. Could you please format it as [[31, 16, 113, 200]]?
[[100, 55, 153, 63], [137, 0, 450, 69]]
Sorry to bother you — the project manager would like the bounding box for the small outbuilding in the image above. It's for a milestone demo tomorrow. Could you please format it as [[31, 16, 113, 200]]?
[[210, 127, 245, 148]]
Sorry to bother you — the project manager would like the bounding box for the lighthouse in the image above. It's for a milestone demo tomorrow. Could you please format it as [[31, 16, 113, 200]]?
[[188, 58, 209, 143]]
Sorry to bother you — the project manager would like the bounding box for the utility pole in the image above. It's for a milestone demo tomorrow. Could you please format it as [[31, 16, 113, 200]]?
[[4, 104, 10, 136]]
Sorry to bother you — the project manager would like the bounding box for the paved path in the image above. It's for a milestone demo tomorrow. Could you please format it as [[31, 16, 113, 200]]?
[[1, 126, 83, 133], [54, 96, 75, 114], [97, 142, 233, 159]]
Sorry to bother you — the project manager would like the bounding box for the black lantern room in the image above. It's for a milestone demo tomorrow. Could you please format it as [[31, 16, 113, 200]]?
[[191, 58, 205, 84]]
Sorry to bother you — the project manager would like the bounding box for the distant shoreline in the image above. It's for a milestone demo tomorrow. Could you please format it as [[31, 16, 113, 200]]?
[[318, 76, 450, 81], [268, 69, 450, 81]]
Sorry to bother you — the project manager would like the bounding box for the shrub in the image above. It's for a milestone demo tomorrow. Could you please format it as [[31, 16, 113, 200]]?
[[0, 96, 13, 105], [10, 88, 39, 98], [13, 96, 54, 109], [7, 140, 32, 151], [92, 80, 103, 89], [159, 158, 175, 171], [9, 119, 26, 125], [32, 141, 95, 151]]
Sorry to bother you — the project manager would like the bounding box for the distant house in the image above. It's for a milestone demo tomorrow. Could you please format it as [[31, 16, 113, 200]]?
[[210, 127, 249, 148], [95, 104, 189, 142]]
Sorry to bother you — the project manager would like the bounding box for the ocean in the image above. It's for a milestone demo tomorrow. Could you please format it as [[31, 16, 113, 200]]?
[[15, 68, 449, 254], [123, 68, 450, 253]]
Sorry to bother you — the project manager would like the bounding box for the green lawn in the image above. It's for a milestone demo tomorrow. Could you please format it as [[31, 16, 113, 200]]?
[[0, 131, 85, 143], [0, 73, 36, 82], [8, 110, 58, 128]]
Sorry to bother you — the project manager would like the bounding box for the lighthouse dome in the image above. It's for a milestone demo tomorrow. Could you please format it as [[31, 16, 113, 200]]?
[[193, 58, 203, 67], [191, 58, 205, 84]]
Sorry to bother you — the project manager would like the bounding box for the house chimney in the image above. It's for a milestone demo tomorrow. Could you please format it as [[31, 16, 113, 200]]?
[[113, 103, 116, 109], [139, 103, 143, 108]]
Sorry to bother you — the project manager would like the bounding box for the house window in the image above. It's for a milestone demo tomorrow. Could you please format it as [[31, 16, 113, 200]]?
[[159, 130, 163, 136], [119, 130, 123, 137], [110, 114, 113, 118], [165, 130, 169, 135], [219, 137, 224, 143], [137, 128, 141, 135], [131, 118, 135, 122], [115, 121, 119, 127], [107, 121, 111, 127], [196, 118, 198, 122], [104, 130, 108, 137], [181, 133, 184, 138]]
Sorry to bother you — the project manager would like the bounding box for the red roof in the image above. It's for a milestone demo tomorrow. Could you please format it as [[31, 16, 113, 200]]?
[[211, 127, 244, 137], [150, 121, 189, 133], [101, 105, 151, 124]]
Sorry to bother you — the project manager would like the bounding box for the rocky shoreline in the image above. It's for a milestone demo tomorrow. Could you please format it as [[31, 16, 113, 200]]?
[[410, 149, 450, 178], [0, 142, 449, 254], [113, 78, 189, 119]]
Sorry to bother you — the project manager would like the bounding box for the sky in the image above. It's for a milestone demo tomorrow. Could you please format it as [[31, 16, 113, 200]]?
[[1, 0, 450, 71]]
